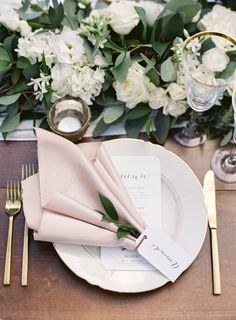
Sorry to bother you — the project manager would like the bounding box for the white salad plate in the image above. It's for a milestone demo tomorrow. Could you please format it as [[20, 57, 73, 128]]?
[[54, 138, 207, 293]]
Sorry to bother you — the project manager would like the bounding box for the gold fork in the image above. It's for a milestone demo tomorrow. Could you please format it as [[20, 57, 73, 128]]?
[[3, 180, 21, 285], [21, 164, 35, 286]]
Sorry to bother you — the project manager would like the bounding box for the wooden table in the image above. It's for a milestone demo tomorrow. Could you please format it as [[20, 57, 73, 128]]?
[[0, 137, 236, 320]]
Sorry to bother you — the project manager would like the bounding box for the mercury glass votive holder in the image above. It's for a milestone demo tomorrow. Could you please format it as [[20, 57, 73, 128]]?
[[47, 97, 91, 143]]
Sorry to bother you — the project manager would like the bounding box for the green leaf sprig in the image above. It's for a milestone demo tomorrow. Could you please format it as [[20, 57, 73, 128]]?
[[97, 192, 140, 240]]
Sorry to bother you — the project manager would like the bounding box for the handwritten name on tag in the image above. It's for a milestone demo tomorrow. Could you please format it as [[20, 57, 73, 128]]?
[[136, 228, 192, 282]]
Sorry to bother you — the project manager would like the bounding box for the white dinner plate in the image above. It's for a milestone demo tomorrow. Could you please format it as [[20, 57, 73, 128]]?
[[54, 139, 207, 293]]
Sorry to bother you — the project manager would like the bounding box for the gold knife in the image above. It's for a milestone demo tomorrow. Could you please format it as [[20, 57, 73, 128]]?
[[203, 170, 221, 295]]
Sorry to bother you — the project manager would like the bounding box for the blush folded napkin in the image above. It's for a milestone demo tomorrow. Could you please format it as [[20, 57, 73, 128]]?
[[22, 128, 146, 250]]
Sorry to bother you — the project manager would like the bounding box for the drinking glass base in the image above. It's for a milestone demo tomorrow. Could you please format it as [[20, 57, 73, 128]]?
[[173, 131, 207, 148], [211, 147, 236, 183]]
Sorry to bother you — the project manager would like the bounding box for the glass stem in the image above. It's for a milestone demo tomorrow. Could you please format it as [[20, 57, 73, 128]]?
[[181, 111, 198, 139]]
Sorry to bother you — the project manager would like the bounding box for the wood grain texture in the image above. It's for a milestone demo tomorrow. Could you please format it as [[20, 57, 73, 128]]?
[[0, 137, 236, 320]]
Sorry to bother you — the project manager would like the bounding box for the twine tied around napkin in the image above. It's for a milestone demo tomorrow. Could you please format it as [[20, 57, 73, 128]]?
[[22, 128, 147, 250]]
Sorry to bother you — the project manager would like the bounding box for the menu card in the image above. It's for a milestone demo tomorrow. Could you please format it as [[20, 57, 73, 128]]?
[[101, 156, 161, 271]]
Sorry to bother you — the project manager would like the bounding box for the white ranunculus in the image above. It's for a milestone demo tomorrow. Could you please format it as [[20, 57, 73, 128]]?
[[202, 47, 230, 73], [52, 26, 86, 64], [198, 5, 236, 40], [163, 98, 188, 117], [136, 1, 164, 27], [106, 1, 139, 35], [149, 85, 167, 110], [19, 20, 31, 37], [0, 10, 20, 31], [113, 62, 150, 109], [167, 83, 186, 101]]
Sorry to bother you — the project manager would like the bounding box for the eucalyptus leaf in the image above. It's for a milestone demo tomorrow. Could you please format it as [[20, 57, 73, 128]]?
[[16, 56, 32, 69], [152, 41, 170, 58], [49, 2, 64, 28], [6, 101, 19, 117], [162, 13, 184, 42], [160, 58, 175, 82], [165, 0, 194, 11], [92, 118, 110, 138], [115, 52, 131, 82], [0, 60, 10, 68], [216, 62, 236, 80], [103, 105, 124, 124], [134, 6, 147, 42], [146, 69, 160, 87], [125, 115, 148, 138], [0, 47, 10, 62], [220, 129, 233, 147], [115, 52, 126, 67], [18, 11, 43, 20], [23, 64, 40, 80], [177, 3, 202, 24], [98, 192, 119, 221], [11, 69, 21, 84], [125, 104, 151, 120], [0, 93, 21, 106], [153, 112, 171, 145], [0, 113, 20, 133], [8, 82, 29, 95]]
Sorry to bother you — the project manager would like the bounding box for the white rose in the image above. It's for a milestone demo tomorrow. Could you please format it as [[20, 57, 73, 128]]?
[[106, 1, 139, 35], [167, 83, 186, 101], [113, 63, 150, 109], [19, 20, 31, 37], [136, 1, 164, 27], [0, 10, 20, 31], [163, 98, 188, 117], [198, 5, 236, 40], [149, 85, 167, 110], [202, 47, 229, 72]]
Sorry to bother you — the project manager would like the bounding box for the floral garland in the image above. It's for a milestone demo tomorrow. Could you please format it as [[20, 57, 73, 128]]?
[[0, 0, 235, 143]]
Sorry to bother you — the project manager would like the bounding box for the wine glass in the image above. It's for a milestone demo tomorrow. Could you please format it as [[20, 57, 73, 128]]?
[[211, 88, 236, 183], [174, 31, 236, 147]]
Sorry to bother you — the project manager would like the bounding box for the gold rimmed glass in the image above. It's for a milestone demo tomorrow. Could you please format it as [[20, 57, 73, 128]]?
[[174, 31, 236, 147]]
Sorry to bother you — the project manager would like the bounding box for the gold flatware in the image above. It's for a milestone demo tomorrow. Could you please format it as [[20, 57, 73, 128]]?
[[3, 180, 21, 285], [203, 170, 221, 295], [21, 164, 35, 286]]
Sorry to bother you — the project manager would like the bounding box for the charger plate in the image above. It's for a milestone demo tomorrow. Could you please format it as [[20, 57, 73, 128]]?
[[54, 138, 207, 293]]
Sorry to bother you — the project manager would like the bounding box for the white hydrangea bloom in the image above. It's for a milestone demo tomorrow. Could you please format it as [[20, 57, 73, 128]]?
[[51, 63, 105, 105], [16, 30, 55, 67], [52, 26, 86, 65]]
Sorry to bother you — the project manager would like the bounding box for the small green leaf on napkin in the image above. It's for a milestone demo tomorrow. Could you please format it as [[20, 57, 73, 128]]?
[[98, 192, 119, 221]]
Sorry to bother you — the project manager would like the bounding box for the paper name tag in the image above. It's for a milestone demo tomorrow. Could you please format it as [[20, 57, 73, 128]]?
[[101, 155, 161, 271], [136, 228, 192, 282]]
